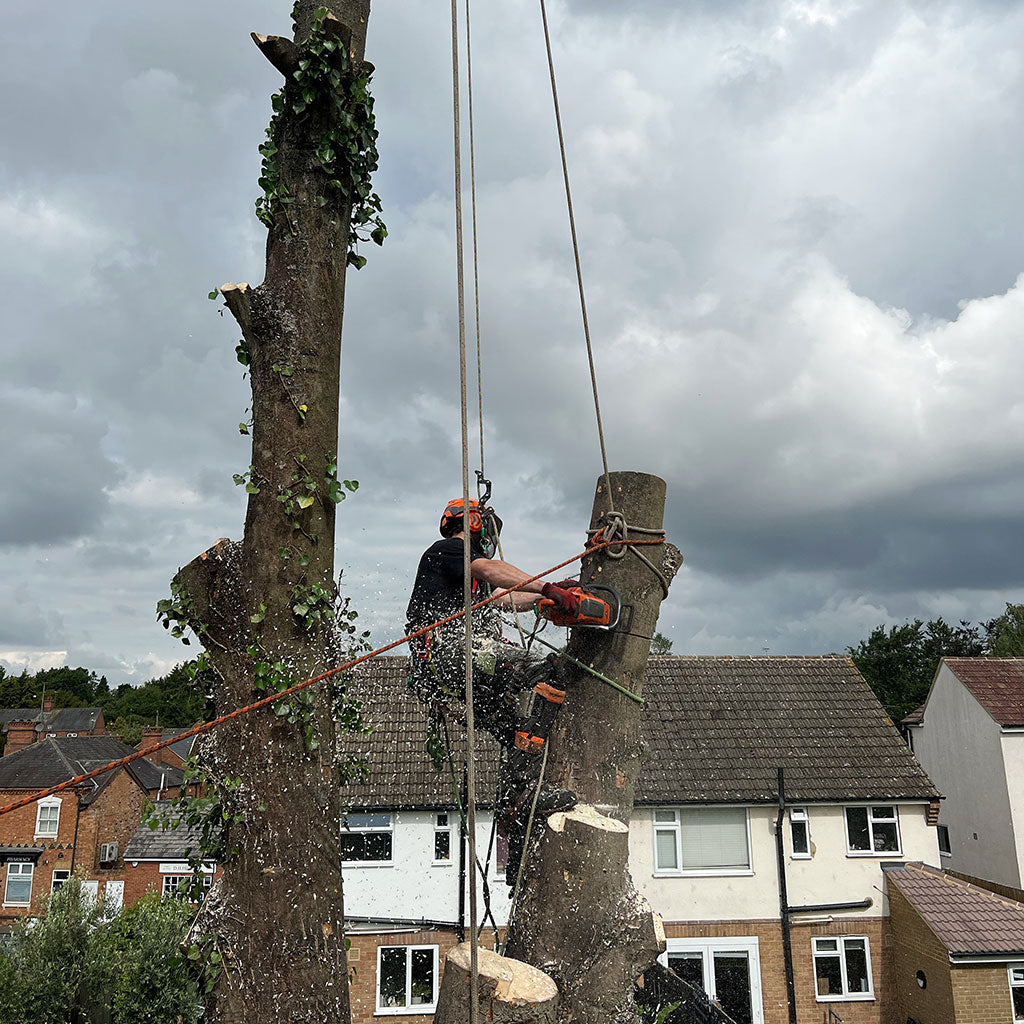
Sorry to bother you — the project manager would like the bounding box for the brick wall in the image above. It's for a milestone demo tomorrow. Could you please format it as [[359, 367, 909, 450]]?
[[121, 861, 224, 908], [882, 885, 956, 1023], [664, 916, 886, 1024], [952, 964, 1016, 1024]]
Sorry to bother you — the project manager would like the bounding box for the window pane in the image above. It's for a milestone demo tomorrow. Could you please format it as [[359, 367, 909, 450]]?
[[436, 813, 448, 827], [348, 812, 391, 829], [340, 834, 365, 861], [1012, 967, 1024, 984], [668, 952, 704, 992], [363, 832, 392, 861], [37, 806, 59, 834], [872, 821, 899, 852], [679, 808, 748, 870], [846, 808, 869, 850], [871, 806, 895, 820], [1013, 985, 1024, 1020], [379, 948, 407, 1008], [938, 825, 951, 855], [844, 942, 870, 993], [654, 810, 677, 823], [410, 948, 434, 1005], [434, 830, 451, 862], [714, 953, 753, 1024], [5, 864, 32, 904], [791, 821, 809, 855], [815, 954, 843, 996], [655, 829, 678, 870], [814, 939, 838, 952]]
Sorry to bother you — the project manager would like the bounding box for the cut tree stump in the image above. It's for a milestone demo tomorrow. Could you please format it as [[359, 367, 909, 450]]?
[[433, 943, 559, 1024]]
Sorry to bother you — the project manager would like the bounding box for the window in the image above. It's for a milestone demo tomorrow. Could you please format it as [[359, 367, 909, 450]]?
[[660, 937, 765, 1024], [653, 807, 750, 874], [1009, 965, 1024, 1021], [433, 812, 452, 864], [162, 874, 212, 899], [813, 937, 873, 1001], [377, 945, 438, 1014], [937, 824, 951, 857], [4, 862, 34, 906], [51, 869, 71, 892], [341, 812, 393, 863], [35, 799, 60, 838], [845, 806, 900, 855], [790, 807, 810, 858]]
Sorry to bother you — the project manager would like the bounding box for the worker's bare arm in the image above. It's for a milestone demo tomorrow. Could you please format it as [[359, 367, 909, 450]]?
[[470, 557, 545, 594], [490, 588, 541, 612]]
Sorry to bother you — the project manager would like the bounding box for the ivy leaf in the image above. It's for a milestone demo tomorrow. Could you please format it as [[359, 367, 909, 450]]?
[[208, 290, 219, 300], [296, 494, 315, 509], [238, 422, 250, 435], [344, 479, 359, 491], [245, 482, 261, 494], [293, 603, 310, 617]]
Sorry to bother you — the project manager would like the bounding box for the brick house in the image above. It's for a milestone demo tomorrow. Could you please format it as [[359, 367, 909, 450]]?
[[0, 736, 182, 920], [338, 655, 943, 1024], [0, 695, 105, 754], [121, 801, 221, 906], [883, 861, 1024, 1022], [904, 658, 1024, 889]]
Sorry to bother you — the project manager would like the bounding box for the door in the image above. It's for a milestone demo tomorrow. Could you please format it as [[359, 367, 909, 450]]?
[[661, 937, 764, 1024], [105, 879, 124, 914]]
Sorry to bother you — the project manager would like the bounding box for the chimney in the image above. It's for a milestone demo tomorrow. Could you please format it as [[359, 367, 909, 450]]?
[[5, 720, 38, 755], [42, 694, 55, 714], [138, 725, 164, 765]]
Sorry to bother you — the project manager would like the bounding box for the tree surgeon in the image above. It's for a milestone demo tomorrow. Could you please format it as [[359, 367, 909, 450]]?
[[405, 497, 580, 878]]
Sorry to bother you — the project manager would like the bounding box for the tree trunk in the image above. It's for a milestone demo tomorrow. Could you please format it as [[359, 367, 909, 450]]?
[[504, 472, 682, 1024], [434, 944, 559, 1024], [167, 3, 376, 1021]]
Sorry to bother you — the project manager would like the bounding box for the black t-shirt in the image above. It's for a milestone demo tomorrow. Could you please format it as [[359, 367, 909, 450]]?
[[406, 537, 473, 626]]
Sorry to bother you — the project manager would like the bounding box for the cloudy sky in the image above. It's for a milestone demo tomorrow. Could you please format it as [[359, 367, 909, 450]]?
[[2, 0, 1023, 682]]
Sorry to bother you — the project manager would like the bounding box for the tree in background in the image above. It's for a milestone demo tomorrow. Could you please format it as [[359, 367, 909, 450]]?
[[650, 631, 673, 655], [849, 605, 1024, 721], [986, 602, 1024, 657]]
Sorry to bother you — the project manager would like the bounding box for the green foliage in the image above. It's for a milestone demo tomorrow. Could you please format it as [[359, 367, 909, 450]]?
[[105, 894, 201, 1024], [650, 631, 673, 655], [985, 602, 1024, 657], [0, 878, 111, 1024], [255, 7, 386, 268], [107, 714, 142, 745], [849, 617, 985, 720]]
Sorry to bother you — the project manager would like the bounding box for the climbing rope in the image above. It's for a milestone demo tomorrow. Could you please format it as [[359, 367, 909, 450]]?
[[538, 0, 614, 513], [588, 511, 671, 598]]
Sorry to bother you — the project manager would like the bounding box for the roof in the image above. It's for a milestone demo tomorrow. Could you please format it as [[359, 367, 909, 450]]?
[[161, 727, 198, 763], [885, 862, 1024, 957], [0, 707, 103, 734], [943, 658, 1024, 727], [901, 704, 926, 727], [341, 655, 938, 808], [0, 736, 183, 804], [123, 801, 204, 861]]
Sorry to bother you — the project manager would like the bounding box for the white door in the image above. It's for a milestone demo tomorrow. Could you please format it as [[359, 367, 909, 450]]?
[[105, 879, 124, 913], [660, 937, 764, 1024], [80, 880, 99, 904]]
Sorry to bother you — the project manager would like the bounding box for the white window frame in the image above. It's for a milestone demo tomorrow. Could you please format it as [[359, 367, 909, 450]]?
[[35, 798, 61, 839], [162, 874, 212, 898], [1009, 964, 1024, 1022], [341, 811, 394, 867], [844, 805, 902, 856], [375, 943, 439, 1015], [432, 812, 453, 866], [937, 824, 952, 857], [4, 861, 34, 907], [658, 937, 764, 1024], [812, 935, 875, 1002], [51, 869, 71, 893], [790, 807, 811, 859], [652, 807, 753, 877]]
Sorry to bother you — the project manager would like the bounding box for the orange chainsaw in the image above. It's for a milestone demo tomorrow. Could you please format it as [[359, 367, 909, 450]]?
[[537, 584, 621, 630]]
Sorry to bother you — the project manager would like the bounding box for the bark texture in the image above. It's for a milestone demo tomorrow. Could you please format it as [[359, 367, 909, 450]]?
[[170, 3, 373, 1022], [434, 944, 559, 1024], [504, 472, 681, 1023]]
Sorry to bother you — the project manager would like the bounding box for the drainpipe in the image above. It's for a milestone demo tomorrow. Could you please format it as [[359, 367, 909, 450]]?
[[69, 794, 83, 873], [456, 764, 467, 942], [775, 767, 798, 1024]]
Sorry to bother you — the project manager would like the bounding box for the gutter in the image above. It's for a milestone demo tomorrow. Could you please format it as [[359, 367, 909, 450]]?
[[345, 915, 461, 930], [788, 899, 873, 914]]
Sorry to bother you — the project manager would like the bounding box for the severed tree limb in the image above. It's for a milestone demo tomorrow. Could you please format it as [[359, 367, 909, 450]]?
[[251, 33, 302, 78], [219, 282, 253, 338], [434, 944, 559, 1024]]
